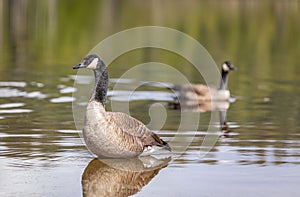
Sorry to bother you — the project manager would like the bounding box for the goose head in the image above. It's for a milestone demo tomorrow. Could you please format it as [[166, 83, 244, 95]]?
[[73, 54, 108, 105], [73, 54, 105, 70], [222, 61, 236, 72], [219, 61, 237, 91]]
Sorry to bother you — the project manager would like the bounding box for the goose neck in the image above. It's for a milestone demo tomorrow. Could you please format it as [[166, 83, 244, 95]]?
[[220, 70, 229, 90], [91, 68, 108, 106]]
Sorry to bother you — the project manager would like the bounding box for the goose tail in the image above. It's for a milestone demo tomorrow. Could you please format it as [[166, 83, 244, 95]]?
[[142, 133, 171, 156], [158, 139, 171, 151], [150, 133, 172, 152]]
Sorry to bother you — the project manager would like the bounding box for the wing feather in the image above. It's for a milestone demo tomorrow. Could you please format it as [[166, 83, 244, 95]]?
[[106, 112, 169, 149]]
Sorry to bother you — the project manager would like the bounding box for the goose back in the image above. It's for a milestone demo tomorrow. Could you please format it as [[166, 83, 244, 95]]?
[[176, 84, 230, 101]]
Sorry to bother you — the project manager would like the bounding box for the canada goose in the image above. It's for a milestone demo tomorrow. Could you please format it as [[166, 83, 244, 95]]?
[[73, 54, 171, 158], [174, 61, 236, 102]]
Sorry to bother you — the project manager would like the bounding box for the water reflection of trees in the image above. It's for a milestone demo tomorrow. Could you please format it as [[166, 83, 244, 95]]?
[[1, 1, 299, 69]]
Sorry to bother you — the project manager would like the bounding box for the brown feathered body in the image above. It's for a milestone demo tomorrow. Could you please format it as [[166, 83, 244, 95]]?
[[175, 84, 230, 102], [83, 100, 170, 158]]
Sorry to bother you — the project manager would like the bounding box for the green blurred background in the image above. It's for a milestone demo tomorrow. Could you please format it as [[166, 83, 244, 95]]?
[[1, 0, 299, 128], [1, 0, 299, 76]]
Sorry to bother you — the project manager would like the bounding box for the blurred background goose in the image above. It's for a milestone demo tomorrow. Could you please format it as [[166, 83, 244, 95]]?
[[73, 54, 171, 158], [173, 61, 236, 102]]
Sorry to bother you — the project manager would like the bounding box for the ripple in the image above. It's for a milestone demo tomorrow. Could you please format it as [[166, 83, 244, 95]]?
[[58, 86, 77, 94], [0, 133, 43, 138], [24, 91, 48, 99], [0, 103, 25, 108], [29, 82, 44, 88], [0, 109, 33, 114], [0, 88, 47, 99], [108, 90, 174, 101], [69, 75, 93, 84], [140, 81, 174, 88], [109, 78, 135, 84], [56, 129, 81, 134], [0, 88, 26, 97], [0, 81, 26, 87], [50, 96, 75, 103]]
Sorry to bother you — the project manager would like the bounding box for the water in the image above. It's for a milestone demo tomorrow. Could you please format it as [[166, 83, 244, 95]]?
[[1, 1, 300, 197]]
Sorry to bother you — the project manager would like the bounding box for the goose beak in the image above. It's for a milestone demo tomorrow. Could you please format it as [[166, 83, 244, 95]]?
[[73, 63, 83, 69], [230, 64, 237, 71]]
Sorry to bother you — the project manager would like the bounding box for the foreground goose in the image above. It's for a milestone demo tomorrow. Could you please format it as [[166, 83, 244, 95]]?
[[174, 61, 236, 101], [73, 54, 171, 158]]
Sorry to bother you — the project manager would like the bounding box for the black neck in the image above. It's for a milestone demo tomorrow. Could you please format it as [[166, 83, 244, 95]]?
[[220, 69, 229, 90], [92, 67, 108, 106]]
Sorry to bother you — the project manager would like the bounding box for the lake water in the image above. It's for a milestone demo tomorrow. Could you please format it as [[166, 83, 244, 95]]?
[[1, 1, 300, 197]]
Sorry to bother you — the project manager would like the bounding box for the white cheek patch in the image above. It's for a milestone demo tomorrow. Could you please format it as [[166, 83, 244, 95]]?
[[222, 63, 229, 71], [86, 58, 98, 69]]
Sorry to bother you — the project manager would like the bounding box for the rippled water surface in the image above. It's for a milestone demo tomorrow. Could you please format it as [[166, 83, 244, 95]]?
[[1, 1, 300, 197]]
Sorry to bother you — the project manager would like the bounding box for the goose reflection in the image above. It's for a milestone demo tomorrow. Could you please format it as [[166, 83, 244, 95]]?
[[169, 99, 232, 133], [82, 156, 171, 197], [169, 99, 230, 112], [219, 107, 230, 133]]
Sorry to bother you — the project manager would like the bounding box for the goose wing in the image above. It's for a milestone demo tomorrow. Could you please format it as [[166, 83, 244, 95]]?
[[192, 84, 211, 96], [106, 112, 149, 137], [106, 112, 170, 149], [176, 84, 210, 96]]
